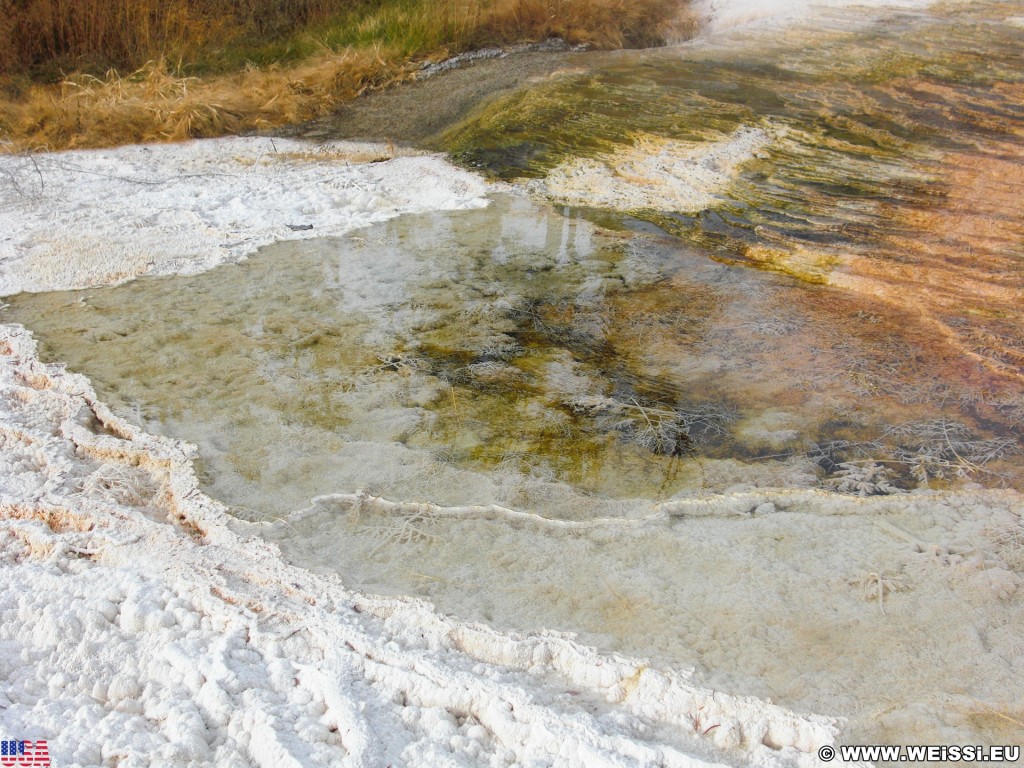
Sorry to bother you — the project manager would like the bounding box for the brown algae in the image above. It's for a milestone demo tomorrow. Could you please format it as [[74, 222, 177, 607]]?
[[440, 2, 1024, 375], [2, 4, 1024, 749]]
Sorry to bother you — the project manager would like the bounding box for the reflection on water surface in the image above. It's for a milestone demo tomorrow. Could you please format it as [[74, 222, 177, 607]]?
[[443, 0, 1024, 380], [3, 0, 1024, 752], [6, 195, 1020, 518]]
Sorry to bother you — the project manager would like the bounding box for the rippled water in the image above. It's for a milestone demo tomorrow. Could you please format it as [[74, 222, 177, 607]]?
[[4, 0, 1024, 750], [444, 1, 1024, 381]]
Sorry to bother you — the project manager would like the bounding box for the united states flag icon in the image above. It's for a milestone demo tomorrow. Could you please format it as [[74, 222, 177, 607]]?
[[0, 740, 50, 767]]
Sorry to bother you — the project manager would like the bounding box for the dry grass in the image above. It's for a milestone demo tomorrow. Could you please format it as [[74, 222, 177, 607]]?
[[0, 0, 688, 151], [3, 53, 404, 149], [0, 0, 346, 76]]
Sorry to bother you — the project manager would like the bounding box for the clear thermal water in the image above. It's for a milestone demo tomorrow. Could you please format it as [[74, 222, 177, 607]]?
[[4, 0, 1023, 749]]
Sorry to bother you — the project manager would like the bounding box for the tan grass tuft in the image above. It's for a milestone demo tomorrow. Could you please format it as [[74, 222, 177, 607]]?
[[2, 53, 404, 148], [0, 0, 689, 150]]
